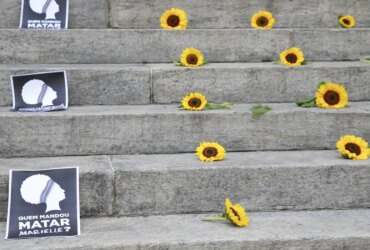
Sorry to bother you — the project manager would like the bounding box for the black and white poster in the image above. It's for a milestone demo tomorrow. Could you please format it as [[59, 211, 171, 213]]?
[[11, 71, 68, 112], [5, 167, 80, 239], [20, 0, 69, 29]]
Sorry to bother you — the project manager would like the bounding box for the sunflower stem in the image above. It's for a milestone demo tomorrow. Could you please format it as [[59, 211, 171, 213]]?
[[205, 102, 233, 110], [202, 215, 228, 222], [296, 97, 316, 108]]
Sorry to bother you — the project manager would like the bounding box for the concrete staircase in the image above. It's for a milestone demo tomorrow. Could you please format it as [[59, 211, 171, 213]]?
[[1, 0, 370, 249]]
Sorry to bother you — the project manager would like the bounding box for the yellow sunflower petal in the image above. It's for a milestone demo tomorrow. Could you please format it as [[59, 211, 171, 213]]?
[[181, 92, 208, 111], [196, 142, 226, 162], [279, 47, 305, 67], [336, 135, 369, 160], [180, 48, 205, 68], [339, 15, 356, 29], [225, 203, 249, 227], [160, 8, 188, 30], [315, 82, 348, 109], [224, 198, 233, 215], [251, 11, 276, 30]]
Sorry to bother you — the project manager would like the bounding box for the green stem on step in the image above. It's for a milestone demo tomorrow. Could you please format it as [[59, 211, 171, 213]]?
[[202, 215, 228, 222]]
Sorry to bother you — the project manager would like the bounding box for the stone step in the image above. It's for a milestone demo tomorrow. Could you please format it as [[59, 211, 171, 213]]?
[[1, 209, 370, 249], [0, 103, 369, 157], [0, 155, 114, 221], [1, 29, 370, 64], [2, 0, 370, 29], [1, 62, 369, 106], [0, 151, 369, 220], [0, 64, 151, 106], [151, 61, 370, 104], [110, 0, 370, 29]]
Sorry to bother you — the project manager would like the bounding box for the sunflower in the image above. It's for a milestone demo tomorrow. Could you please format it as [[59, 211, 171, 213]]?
[[280, 47, 305, 67], [339, 15, 356, 29], [181, 92, 208, 111], [224, 198, 249, 227], [251, 11, 276, 30], [315, 82, 348, 109], [336, 135, 369, 160], [180, 48, 205, 67], [160, 8, 188, 30], [196, 142, 226, 162]]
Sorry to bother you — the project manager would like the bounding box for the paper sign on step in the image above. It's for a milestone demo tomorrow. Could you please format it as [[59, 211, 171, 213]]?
[[11, 71, 69, 112], [20, 0, 69, 29], [5, 167, 80, 239]]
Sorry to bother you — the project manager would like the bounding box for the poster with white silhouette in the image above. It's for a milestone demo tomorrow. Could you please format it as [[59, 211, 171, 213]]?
[[11, 71, 68, 112], [20, 0, 69, 29], [5, 167, 80, 239]]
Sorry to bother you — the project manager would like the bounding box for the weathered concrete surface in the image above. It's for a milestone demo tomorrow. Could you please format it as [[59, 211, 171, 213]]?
[[113, 151, 370, 216], [4, 29, 370, 64], [0, 64, 151, 106], [0, 103, 369, 157], [0, 155, 113, 221], [1, 209, 370, 249], [0, 0, 108, 28], [2, 62, 370, 106], [110, 0, 370, 29], [152, 61, 370, 104], [294, 29, 370, 61]]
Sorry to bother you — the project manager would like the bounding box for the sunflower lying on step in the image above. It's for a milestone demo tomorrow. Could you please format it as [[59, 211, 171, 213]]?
[[181, 92, 208, 111], [178, 48, 205, 67], [196, 142, 226, 162], [316, 82, 348, 109], [203, 198, 249, 227], [336, 135, 369, 160], [296, 82, 348, 109], [181, 92, 233, 111], [338, 15, 356, 29], [251, 11, 276, 30], [280, 47, 305, 67], [160, 8, 188, 30]]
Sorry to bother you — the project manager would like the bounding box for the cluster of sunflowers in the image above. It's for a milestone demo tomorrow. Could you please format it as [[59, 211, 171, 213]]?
[[158, 8, 367, 228]]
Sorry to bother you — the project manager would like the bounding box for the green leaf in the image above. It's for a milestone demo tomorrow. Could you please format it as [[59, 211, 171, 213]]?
[[174, 60, 183, 67], [296, 97, 316, 108], [205, 102, 233, 110], [251, 105, 272, 119]]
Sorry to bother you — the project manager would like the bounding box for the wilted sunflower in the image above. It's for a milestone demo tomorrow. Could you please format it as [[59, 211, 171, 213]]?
[[280, 47, 305, 67], [180, 48, 205, 67], [196, 142, 226, 162], [339, 15, 356, 29], [160, 8, 188, 30], [336, 135, 369, 160], [251, 11, 276, 30], [224, 198, 249, 227], [315, 82, 348, 109], [181, 92, 208, 111]]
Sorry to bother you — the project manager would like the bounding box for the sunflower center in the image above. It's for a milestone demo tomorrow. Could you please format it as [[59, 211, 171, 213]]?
[[188, 97, 202, 108], [342, 18, 351, 25], [202, 147, 218, 158], [323, 90, 340, 105], [186, 54, 199, 65], [345, 143, 362, 155], [285, 53, 298, 64], [230, 207, 241, 221], [167, 15, 180, 27], [256, 16, 269, 27]]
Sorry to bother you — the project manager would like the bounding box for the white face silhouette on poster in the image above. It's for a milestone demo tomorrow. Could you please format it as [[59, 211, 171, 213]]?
[[21, 79, 58, 107], [29, 0, 60, 20], [20, 174, 66, 213]]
